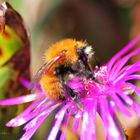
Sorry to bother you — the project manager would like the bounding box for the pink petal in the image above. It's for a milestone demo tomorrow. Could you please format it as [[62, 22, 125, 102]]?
[[0, 93, 45, 106], [6, 98, 45, 127], [117, 90, 140, 117], [60, 108, 73, 140], [15, 98, 47, 117], [115, 74, 140, 84], [124, 74, 140, 81], [126, 82, 140, 96], [117, 62, 140, 79], [107, 35, 140, 73], [109, 92, 131, 117], [72, 111, 81, 132], [99, 96, 123, 140], [6, 99, 53, 127], [19, 77, 33, 89], [68, 77, 85, 92], [109, 48, 140, 80], [19, 77, 42, 91], [47, 103, 70, 140], [131, 102, 140, 117], [80, 100, 97, 140], [20, 103, 61, 140]]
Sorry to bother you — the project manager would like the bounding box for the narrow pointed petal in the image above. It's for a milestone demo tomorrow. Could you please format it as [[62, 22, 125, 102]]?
[[109, 93, 131, 117], [126, 82, 140, 96], [110, 48, 140, 80], [16, 98, 47, 117], [6, 98, 45, 127], [60, 109, 73, 140], [131, 102, 140, 117], [117, 90, 140, 117], [80, 100, 97, 140], [107, 35, 140, 72], [20, 103, 61, 140], [72, 111, 81, 133], [0, 93, 45, 106], [19, 77, 34, 89], [47, 103, 70, 140], [124, 74, 140, 81], [6, 99, 53, 127], [114, 73, 140, 84], [117, 63, 140, 79], [19, 77, 41, 91], [99, 96, 123, 140]]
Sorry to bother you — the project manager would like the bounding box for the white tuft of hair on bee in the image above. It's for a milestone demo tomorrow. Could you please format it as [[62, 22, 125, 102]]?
[[84, 45, 95, 58]]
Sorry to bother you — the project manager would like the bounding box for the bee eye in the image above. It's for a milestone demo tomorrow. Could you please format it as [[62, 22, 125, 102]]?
[[77, 48, 84, 56], [77, 48, 86, 60]]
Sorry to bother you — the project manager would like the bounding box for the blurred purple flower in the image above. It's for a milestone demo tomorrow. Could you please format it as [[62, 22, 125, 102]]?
[[1, 36, 140, 140]]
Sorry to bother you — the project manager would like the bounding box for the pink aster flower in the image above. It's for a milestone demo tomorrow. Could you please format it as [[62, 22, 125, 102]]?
[[1, 36, 140, 140]]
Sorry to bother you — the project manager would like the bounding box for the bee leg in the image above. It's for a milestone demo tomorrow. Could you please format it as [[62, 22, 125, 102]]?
[[64, 83, 83, 110], [75, 62, 99, 83], [55, 67, 83, 110], [84, 70, 100, 83]]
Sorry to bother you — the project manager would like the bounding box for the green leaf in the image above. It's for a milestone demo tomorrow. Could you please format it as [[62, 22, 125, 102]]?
[[0, 2, 31, 135], [0, 26, 23, 66], [0, 65, 13, 99]]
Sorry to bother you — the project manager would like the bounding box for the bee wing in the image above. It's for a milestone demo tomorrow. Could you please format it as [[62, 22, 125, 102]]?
[[32, 50, 67, 85], [33, 62, 48, 83]]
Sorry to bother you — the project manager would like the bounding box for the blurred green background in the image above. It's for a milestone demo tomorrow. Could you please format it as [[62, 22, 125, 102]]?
[[0, 0, 140, 140]]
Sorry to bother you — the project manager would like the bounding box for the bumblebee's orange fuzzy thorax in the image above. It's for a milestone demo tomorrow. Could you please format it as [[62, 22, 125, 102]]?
[[44, 39, 86, 65]]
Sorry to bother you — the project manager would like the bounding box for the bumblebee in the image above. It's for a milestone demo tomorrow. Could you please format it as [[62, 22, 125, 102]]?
[[34, 39, 97, 108]]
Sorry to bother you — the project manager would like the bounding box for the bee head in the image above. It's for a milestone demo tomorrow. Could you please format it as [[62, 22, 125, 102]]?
[[76, 45, 99, 81], [77, 45, 95, 66], [83, 45, 95, 59]]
